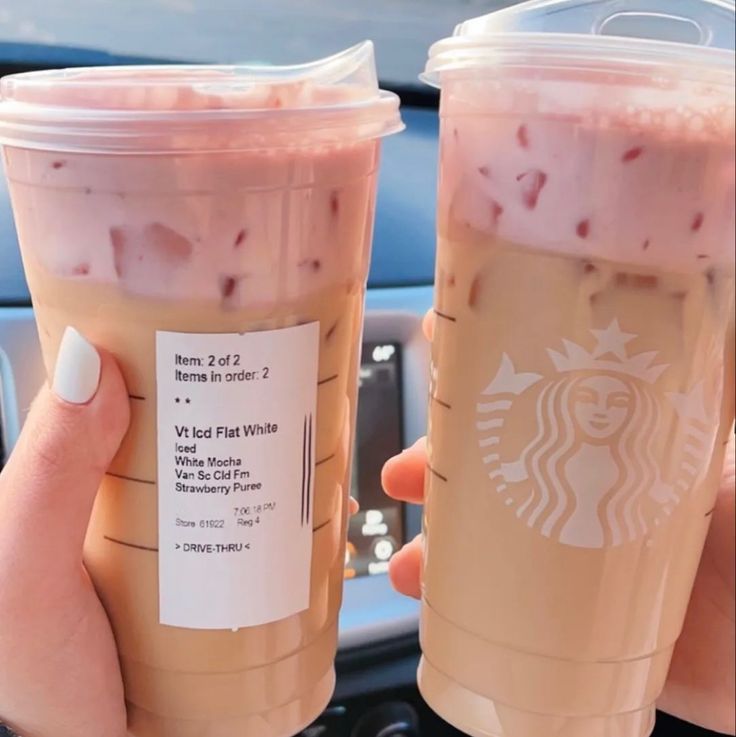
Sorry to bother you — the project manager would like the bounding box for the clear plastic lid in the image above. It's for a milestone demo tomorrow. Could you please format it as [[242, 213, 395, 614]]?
[[0, 41, 403, 153], [423, 0, 735, 86]]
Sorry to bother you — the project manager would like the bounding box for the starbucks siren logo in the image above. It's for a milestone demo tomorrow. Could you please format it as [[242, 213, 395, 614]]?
[[477, 319, 718, 548]]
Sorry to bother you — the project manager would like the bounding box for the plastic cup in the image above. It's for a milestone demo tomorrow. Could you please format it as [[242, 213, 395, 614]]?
[[0, 42, 402, 737], [418, 2, 734, 736]]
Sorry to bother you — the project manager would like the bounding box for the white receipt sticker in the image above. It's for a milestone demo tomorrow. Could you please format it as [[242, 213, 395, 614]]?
[[156, 323, 318, 630]]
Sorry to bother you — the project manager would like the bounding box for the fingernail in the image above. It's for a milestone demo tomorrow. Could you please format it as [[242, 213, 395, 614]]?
[[52, 327, 101, 404]]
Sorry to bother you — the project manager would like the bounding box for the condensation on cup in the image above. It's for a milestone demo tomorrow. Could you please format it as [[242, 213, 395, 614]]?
[[419, 2, 734, 736], [0, 43, 402, 737]]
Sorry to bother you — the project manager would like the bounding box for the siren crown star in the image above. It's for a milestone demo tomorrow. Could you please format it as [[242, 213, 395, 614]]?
[[591, 319, 637, 360], [546, 319, 669, 383]]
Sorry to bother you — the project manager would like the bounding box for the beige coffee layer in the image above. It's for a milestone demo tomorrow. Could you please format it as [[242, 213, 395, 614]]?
[[417, 658, 656, 737], [121, 621, 338, 719], [24, 264, 363, 730], [85, 506, 344, 674], [127, 667, 335, 737], [422, 230, 734, 719], [28, 263, 362, 539], [28, 267, 364, 497], [421, 602, 671, 715]]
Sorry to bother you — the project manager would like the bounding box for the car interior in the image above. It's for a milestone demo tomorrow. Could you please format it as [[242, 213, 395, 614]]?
[[0, 2, 730, 736]]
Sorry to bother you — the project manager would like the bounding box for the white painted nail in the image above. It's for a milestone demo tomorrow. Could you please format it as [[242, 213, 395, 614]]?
[[52, 327, 101, 404]]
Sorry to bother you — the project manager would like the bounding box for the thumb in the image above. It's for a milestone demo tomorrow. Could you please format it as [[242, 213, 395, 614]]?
[[0, 327, 130, 567]]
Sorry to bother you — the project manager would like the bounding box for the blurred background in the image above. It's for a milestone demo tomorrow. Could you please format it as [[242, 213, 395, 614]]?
[[0, 0, 517, 85]]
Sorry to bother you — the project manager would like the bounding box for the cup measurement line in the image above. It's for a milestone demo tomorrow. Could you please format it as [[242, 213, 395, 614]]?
[[421, 648, 659, 719], [104, 535, 159, 553], [107, 471, 156, 485], [315, 452, 336, 467], [301, 415, 308, 527], [431, 394, 452, 410], [434, 309, 457, 323], [318, 374, 339, 386], [313, 518, 332, 533], [423, 595, 679, 665], [306, 413, 313, 525], [427, 463, 448, 483]]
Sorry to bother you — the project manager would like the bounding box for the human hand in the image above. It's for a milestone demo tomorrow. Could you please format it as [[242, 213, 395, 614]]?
[[382, 312, 735, 736], [657, 442, 735, 735], [0, 328, 130, 737]]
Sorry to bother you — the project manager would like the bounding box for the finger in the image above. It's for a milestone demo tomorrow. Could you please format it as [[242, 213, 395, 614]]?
[[706, 433, 735, 582], [381, 437, 427, 504], [389, 534, 422, 599], [348, 496, 360, 516], [422, 309, 435, 342], [0, 327, 130, 568]]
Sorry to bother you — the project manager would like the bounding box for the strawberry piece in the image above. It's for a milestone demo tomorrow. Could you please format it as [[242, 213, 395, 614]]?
[[110, 228, 127, 278], [642, 239, 651, 251], [299, 258, 321, 272], [621, 147, 644, 163], [517, 169, 548, 210], [468, 275, 482, 309], [477, 166, 491, 178], [71, 263, 90, 276], [576, 219, 590, 239], [218, 274, 246, 309], [329, 191, 340, 217], [490, 199, 504, 227], [632, 275, 659, 289], [516, 125, 530, 149], [51, 160, 66, 169], [691, 212, 705, 232], [616, 271, 659, 289], [219, 275, 240, 299], [325, 321, 339, 341], [618, 272, 658, 289], [234, 229, 248, 248]]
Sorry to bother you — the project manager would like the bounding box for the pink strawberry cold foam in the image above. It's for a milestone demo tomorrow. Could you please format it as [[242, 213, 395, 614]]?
[[441, 77, 735, 273], [0, 53, 402, 305], [5, 141, 377, 305]]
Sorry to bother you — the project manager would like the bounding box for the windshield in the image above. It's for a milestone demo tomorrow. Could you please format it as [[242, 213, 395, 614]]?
[[0, 0, 517, 88]]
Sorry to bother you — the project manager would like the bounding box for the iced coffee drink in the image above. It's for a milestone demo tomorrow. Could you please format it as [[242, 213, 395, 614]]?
[[0, 44, 402, 737], [419, 3, 735, 736]]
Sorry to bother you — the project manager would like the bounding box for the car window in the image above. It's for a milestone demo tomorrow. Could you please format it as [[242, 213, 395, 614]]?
[[0, 0, 517, 86]]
